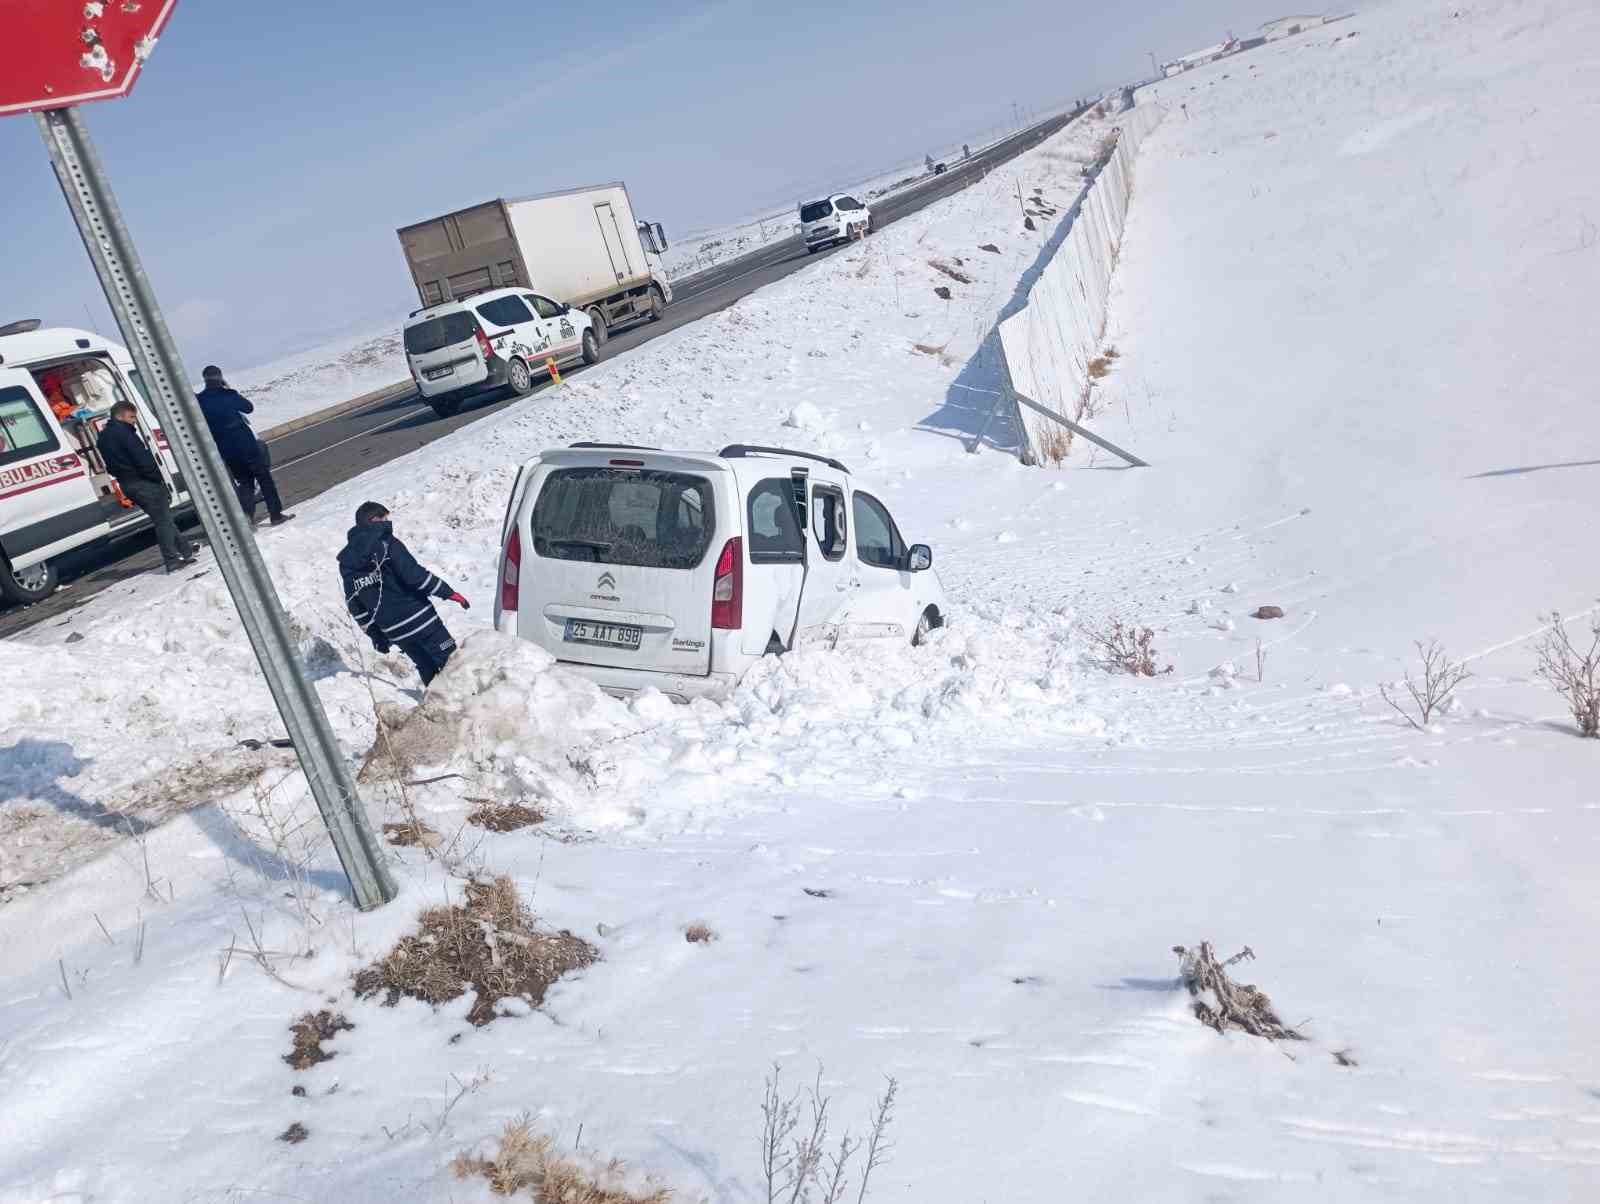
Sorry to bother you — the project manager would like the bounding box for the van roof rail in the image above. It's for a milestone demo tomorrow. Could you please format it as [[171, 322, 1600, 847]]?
[[719, 444, 848, 473], [567, 441, 662, 452]]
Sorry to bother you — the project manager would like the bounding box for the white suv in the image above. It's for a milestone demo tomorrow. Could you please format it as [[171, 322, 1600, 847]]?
[[800, 194, 873, 254], [493, 443, 947, 701], [402, 287, 600, 417]]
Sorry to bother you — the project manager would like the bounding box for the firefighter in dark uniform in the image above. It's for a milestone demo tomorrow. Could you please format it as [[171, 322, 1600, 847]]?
[[338, 501, 469, 685]]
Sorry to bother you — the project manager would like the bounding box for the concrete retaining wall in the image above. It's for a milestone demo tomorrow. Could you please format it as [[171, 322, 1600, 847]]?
[[998, 103, 1165, 462]]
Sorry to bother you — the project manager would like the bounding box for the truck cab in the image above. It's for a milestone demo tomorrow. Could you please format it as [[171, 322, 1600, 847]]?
[[0, 321, 190, 606]]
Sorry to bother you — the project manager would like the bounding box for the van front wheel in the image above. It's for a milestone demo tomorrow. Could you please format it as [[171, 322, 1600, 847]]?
[[0, 556, 58, 606], [913, 607, 942, 647]]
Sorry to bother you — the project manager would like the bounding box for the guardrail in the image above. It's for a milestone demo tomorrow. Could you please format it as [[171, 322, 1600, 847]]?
[[996, 102, 1165, 463]]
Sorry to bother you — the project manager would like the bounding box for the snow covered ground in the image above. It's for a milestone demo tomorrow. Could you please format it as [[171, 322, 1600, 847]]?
[[5, 0, 1600, 1198], [228, 322, 408, 432]]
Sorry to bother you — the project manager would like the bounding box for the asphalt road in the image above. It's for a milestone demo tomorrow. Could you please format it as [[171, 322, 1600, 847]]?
[[2, 110, 1079, 638]]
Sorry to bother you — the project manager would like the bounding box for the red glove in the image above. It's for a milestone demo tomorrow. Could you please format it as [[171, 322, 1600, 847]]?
[[449, 592, 470, 609]]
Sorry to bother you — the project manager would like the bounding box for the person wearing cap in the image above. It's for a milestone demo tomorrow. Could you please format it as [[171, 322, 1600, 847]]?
[[337, 501, 469, 686], [195, 365, 293, 527]]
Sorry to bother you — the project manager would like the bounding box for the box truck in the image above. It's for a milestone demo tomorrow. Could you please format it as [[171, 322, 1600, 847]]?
[[397, 183, 673, 345]]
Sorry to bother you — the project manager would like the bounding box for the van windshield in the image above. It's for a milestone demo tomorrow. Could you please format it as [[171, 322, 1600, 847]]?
[[532, 468, 714, 569], [404, 312, 477, 356], [800, 200, 833, 223]]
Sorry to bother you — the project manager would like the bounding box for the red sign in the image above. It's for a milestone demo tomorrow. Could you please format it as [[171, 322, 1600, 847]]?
[[0, 0, 180, 117]]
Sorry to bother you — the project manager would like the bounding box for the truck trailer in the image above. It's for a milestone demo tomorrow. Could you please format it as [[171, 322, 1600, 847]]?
[[397, 183, 672, 344]]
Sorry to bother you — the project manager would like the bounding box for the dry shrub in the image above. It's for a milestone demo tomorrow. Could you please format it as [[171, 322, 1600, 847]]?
[[910, 342, 955, 367], [354, 876, 597, 1027], [1086, 355, 1113, 381], [383, 818, 440, 847], [1379, 639, 1471, 731], [1036, 421, 1072, 466], [927, 259, 973, 284], [285, 1010, 354, 1070], [1081, 618, 1172, 676], [453, 1114, 670, 1202], [278, 1122, 310, 1144], [1175, 942, 1304, 1041], [684, 922, 716, 944], [468, 800, 547, 833], [1534, 610, 1600, 737]]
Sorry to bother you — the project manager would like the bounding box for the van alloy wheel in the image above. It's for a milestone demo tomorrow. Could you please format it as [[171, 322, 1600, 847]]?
[[507, 357, 534, 396], [0, 557, 58, 605]]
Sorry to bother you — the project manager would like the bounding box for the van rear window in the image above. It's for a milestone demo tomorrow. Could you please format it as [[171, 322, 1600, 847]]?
[[800, 200, 833, 222], [403, 312, 477, 356], [532, 468, 714, 569]]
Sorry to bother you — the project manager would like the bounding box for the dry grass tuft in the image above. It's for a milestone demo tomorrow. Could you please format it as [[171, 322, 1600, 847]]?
[[453, 1114, 671, 1202], [354, 876, 597, 1027], [911, 342, 956, 367], [278, 1121, 310, 1144], [1036, 422, 1073, 466], [1174, 942, 1305, 1041], [284, 1010, 353, 1070], [927, 259, 973, 284], [684, 922, 716, 944], [1534, 610, 1600, 737], [468, 800, 547, 833], [1086, 355, 1113, 381], [1080, 617, 1172, 676], [383, 818, 439, 847]]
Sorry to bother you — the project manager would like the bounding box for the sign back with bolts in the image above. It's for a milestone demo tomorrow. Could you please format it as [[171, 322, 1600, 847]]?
[[0, 0, 180, 116]]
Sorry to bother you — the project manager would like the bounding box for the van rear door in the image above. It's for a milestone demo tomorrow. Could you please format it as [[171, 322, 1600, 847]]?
[[404, 311, 485, 391], [517, 462, 722, 676]]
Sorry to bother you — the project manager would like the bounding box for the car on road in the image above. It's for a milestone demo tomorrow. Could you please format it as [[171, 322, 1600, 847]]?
[[799, 194, 873, 254], [403, 287, 600, 417], [493, 443, 947, 701]]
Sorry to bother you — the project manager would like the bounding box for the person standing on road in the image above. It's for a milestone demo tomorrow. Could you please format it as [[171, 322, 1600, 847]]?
[[338, 501, 469, 686], [196, 365, 294, 527], [96, 400, 197, 574]]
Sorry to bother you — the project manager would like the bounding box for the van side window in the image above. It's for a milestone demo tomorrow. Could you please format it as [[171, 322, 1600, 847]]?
[[810, 485, 848, 562], [747, 478, 804, 562], [476, 295, 533, 328], [852, 492, 905, 570], [527, 295, 563, 320], [0, 388, 62, 467]]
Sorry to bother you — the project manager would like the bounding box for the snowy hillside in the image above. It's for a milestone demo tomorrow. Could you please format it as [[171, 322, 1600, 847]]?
[[4, 0, 1600, 1199]]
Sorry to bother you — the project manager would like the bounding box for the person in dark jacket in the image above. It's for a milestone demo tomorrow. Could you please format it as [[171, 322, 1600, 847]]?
[[96, 401, 197, 572], [196, 365, 293, 527], [338, 501, 469, 685]]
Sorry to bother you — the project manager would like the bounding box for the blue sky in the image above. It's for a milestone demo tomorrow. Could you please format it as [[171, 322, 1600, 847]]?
[[3, 0, 1301, 368]]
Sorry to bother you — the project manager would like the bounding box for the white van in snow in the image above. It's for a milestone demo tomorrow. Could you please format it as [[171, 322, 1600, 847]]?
[[800, 194, 873, 254], [493, 443, 947, 701], [403, 287, 600, 417], [0, 322, 192, 606]]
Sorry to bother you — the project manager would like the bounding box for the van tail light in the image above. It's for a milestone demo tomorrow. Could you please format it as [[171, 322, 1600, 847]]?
[[500, 526, 522, 614], [711, 537, 742, 630], [475, 325, 494, 362]]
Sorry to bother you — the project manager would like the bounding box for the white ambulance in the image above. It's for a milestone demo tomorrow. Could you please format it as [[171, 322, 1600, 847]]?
[[0, 321, 193, 606]]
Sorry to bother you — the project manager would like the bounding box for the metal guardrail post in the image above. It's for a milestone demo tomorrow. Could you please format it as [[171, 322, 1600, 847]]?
[[36, 106, 396, 910]]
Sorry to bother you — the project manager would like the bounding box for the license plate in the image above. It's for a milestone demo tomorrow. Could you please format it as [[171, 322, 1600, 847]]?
[[564, 619, 642, 649], [423, 364, 454, 380]]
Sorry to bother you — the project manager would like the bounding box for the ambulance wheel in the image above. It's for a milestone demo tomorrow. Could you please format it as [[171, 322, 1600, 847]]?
[[581, 329, 600, 365], [587, 307, 608, 344], [506, 357, 535, 397], [0, 556, 57, 606]]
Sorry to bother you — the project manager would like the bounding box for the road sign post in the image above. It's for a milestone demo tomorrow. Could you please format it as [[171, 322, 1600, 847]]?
[[7, 5, 395, 910]]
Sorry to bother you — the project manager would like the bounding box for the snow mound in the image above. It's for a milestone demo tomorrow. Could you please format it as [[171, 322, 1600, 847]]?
[[783, 401, 826, 432]]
